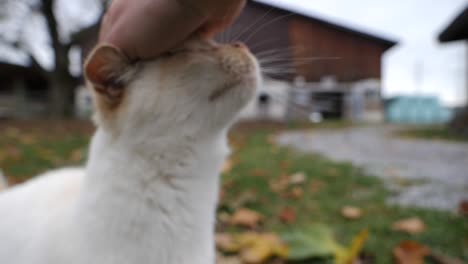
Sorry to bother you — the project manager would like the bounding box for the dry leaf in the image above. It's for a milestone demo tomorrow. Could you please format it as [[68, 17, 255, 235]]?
[[393, 240, 430, 264], [289, 172, 306, 185], [341, 206, 363, 220], [70, 148, 84, 162], [392, 218, 426, 234], [238, 233, 288, 264], [231, 208, 263, 228], [458, 200, 468, 217], [309, 180, 325, 194], [270, 176, 289, 193], [216, 233, 240, 253], [250, 169, 268, 178], [216, 254, 242, 264], [289, 187, 304, 199], [222, 159, 234, 174], [218, 212, 231, 224], [217, 233, 288, 264], [279, 207, 296, 224], [231, 190, 258, 209]]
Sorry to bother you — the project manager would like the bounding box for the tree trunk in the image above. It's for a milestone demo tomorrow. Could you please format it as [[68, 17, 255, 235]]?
[[48, 73, 77, 118]]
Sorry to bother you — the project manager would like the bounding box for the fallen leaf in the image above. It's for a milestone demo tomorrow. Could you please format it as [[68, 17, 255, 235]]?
[[70, 148, 84, 163], [270, 176, 290, 193], [217, 212, 231, 224], [222, 159, 234, 174], [231, 208, 263, 228], [217, 233, 288, 264], [279, 207, 296, 224], [281, 224, 343, 261], [281, 224, 369, 264], [309, 180, 325, 194], [341, 229, 369, 264], [250, 169, 268, 178], [458, 200, 468, 217], [216, 233, 240, 253], [393, 240, 430, 264], [392, 218, 426, 234], [238, 233, 288, 264], [216, 254, 242, 264], [341, 206, 363, 220], [289, 172, 306, 185], [289, 187, 304, 199], [230, 190, 258, 209]]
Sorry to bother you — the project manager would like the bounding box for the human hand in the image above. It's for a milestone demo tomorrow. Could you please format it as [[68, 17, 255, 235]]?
[[99, 0, 245, 60]]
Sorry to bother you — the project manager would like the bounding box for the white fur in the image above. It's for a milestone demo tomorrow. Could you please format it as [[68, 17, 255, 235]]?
[[0, 42, 260, 264]]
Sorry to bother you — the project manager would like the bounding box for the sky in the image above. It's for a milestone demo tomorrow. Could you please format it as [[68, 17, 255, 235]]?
[[0, 0, 466, 106], [256, 0, 468, 106]]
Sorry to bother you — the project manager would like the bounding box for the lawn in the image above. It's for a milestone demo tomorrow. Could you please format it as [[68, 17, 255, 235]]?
[[0, 120, 466, 263]]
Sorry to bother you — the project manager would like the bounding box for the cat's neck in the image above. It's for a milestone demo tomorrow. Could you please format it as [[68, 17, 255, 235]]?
[[74, 128, 228, 263]]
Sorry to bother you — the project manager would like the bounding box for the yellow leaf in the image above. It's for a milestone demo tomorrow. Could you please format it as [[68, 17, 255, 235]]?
[[335, 229, 369, 264], [237, 233, 288, 264]]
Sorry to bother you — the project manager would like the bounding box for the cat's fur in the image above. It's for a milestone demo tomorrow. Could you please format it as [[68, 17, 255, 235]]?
[[0, 39, 260, 264]]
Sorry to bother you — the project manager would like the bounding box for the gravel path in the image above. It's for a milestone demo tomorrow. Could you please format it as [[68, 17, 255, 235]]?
[[276, 126, 468, 212]]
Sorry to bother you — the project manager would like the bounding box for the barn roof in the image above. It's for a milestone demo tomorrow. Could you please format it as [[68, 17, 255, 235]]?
[[439, 6, 468, 42], [253, 0, 397, 48]]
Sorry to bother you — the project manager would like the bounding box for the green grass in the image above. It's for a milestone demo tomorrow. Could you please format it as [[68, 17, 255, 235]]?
[[222, 127, 468, 263], [0, 121, 466, 263], [397, 125, 468, 143]]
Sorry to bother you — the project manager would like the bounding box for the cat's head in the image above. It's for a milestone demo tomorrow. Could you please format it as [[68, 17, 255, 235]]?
[[84, 39, 260, 139]]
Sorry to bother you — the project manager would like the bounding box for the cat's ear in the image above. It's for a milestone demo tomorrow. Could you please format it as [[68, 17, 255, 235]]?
[[84, 45, 134, 107]]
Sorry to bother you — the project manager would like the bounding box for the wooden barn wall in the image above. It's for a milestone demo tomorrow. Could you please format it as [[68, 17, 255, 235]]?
[[289, 17, 388, 82], [220, 3, 293, 79]]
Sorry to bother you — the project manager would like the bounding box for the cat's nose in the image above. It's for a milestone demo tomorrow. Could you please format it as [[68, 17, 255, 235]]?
[[232, 42, 247, 49]]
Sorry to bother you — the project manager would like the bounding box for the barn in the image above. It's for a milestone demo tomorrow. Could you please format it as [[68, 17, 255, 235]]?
[[226, 1, 397, 122], [438, 5, 468, 136]]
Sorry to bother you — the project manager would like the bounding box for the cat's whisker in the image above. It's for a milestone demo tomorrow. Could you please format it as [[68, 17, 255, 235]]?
[[232, 8, 274, 41], [242, 13, 295, 43]]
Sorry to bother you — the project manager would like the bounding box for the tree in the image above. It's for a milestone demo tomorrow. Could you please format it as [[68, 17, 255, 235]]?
[[0, 0, 107, 117]]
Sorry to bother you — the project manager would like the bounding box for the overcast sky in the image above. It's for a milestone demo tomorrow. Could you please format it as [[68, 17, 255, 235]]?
[[256, 0, 467, 106]]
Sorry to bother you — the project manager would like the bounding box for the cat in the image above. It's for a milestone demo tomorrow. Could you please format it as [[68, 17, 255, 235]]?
[[0, 39, 260, 264]]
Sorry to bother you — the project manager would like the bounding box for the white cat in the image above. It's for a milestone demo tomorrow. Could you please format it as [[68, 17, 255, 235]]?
[[0, 39, 260, 264]]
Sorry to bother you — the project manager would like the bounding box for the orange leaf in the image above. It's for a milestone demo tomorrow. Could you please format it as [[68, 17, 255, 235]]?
[[222, 159, 234, 174], [231, 208, 263, 228], [458, 200, 468, 217], [279, 207, 296, 224], [393, 240, 430, 264], [289, 187, 304, 200]]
